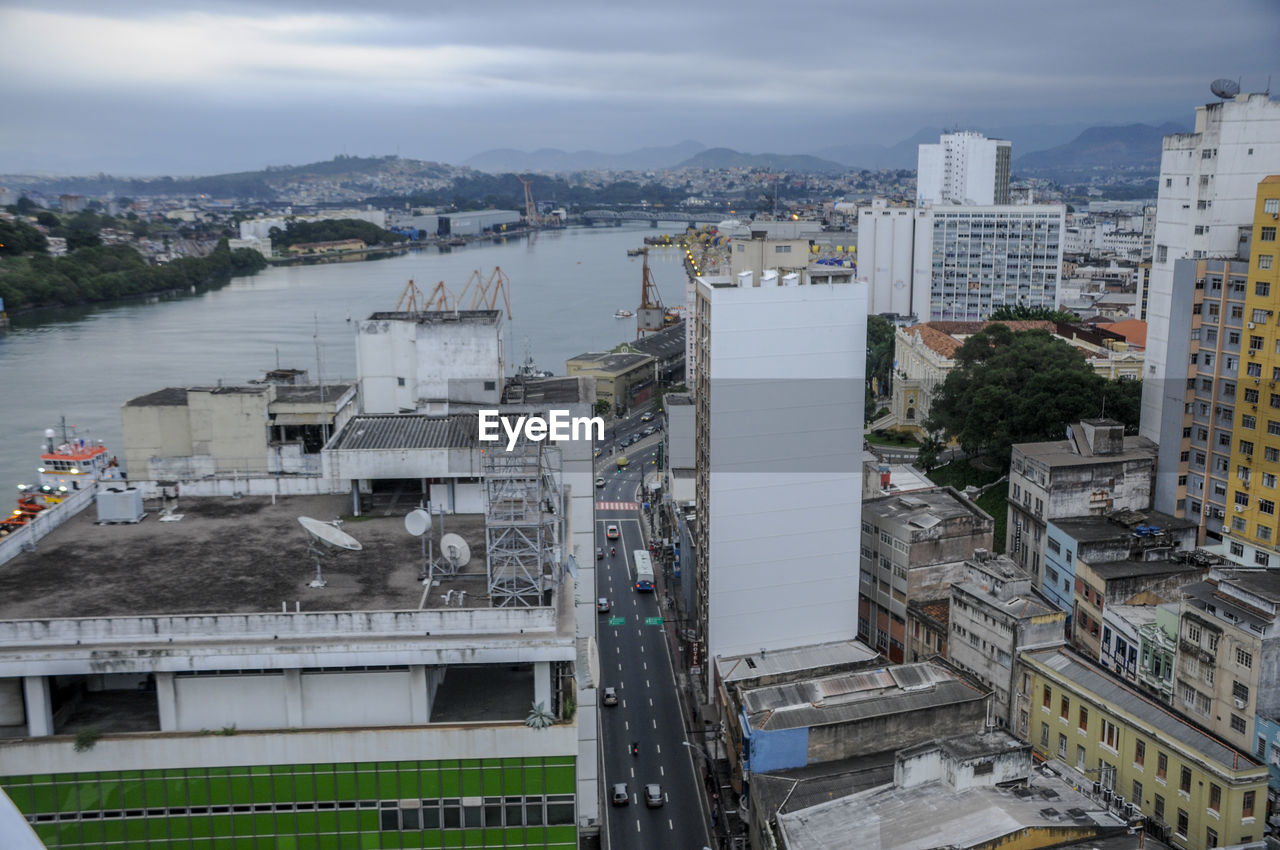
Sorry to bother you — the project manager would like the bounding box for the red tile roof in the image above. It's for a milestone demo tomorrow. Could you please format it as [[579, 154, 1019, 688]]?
[[903, 321, 1057, 359]]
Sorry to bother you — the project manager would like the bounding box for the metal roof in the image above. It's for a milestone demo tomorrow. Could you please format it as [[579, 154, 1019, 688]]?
[[326, 414, 479, 451], [1025, 647, 1262, 773], [715, 640, 880, 684], [124, 387, 190, 407]]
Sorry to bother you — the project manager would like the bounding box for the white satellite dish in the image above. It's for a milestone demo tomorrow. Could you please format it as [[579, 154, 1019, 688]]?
[[440, 533, 471, 568], [404, 509, 432, 537], [299, 516, 363, 551]]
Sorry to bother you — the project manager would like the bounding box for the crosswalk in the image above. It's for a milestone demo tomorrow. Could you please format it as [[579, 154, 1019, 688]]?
[[596, 501, 639, 511]]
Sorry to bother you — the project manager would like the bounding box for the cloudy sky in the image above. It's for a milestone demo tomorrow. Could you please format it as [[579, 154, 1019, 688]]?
[[2, 0, 1277, 175]]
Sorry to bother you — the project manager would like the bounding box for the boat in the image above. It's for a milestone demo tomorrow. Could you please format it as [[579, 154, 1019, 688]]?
[[0, 422, 119, 555], [626, 248, 647, 257], [614, 309, 635, 319]]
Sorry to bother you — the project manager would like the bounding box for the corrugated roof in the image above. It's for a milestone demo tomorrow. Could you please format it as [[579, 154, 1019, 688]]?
[[327, 414, 479, 451], [125, 388, 189, 407], [1027, 648, 1261, 773]]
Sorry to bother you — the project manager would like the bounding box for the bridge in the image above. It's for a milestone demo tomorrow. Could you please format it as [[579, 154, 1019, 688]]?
[[579, 210, 728, 227]]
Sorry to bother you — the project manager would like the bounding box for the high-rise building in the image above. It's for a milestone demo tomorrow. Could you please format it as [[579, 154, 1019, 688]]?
[[856, 198, 916, 315], [911, 205, 1065, 321], [691, 270, 866, 693], [916, 131, 1011, 206], [1224, 176, 1280, 565], [1138, 93, 1280, 511]]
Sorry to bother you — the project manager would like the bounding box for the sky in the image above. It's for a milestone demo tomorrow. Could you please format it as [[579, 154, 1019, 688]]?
[[1, 0, 1278, 176]]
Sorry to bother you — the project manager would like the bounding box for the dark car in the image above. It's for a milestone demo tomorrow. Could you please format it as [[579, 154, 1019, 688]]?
[[640, 412, 655, 422]]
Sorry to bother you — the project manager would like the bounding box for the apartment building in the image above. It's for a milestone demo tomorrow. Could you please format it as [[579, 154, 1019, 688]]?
[[1224, 176, 1280, 566], [1019, 646, 1268, 850], [916, 131, 1011, 206], [860, 488, 994, 663]]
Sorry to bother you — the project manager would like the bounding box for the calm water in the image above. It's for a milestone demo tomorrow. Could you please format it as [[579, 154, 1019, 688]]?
[[0, 226, 689, 488]]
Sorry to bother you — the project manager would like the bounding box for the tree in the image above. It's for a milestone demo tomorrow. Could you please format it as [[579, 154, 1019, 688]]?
[[916, 433, 944, 473], [988, 304, 1080, 323], [594, 399, 611, 417], [865, 315, 895, 404], [924, 324, 1114, 465]]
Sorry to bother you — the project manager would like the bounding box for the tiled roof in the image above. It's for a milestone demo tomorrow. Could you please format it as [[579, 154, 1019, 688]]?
[[1098, 318, 1147, 349], [326, 414, 478, 451], [903, 321, 1057, 358]]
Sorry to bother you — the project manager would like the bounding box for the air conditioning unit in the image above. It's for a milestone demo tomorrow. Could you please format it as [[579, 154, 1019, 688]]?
[[1102, 788, 1113, 803], [1236, 504, 1246, 512], [1235, 697, 1247, 709], [1222, 526, 1231, 534], [1248, 322, 1256, 329], [1126, 802, 1140, 819]]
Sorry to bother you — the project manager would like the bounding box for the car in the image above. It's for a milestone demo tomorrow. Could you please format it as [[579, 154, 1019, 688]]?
[[606, 524, 619, 539], [602, 687, 618, 706], [597, 597, 610, 613], [642, 426, 656, 437], [612, 783, 629, 806], [596, 477, 606, 488], [596, 547, 604, 560], [593, 448, 602, 458], [640, 412, 655, 422], [644, 783, 664, 807], [617, 456, 629, 469]]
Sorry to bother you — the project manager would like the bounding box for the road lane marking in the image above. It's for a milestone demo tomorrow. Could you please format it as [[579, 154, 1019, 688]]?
[[622, 700, 627, 709], [624, 720, 629, 730], [668, 819, 673, 831], [634, 819, 640, 831], [659, 765, 664, 776], [641, 645, 645, 653], [651, 719, 657, 729], [648, 698, 653, 707], [630, 767, 634, 778], [655, 744, 660, 754], [645, 679, 649, 687]]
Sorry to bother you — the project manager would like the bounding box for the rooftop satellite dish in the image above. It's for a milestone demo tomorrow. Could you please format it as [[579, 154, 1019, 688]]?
[[1210, 78, 1240, 99], [440, 533, 471, 569], [404, 509, 432, 537], [298, 516, 362, 588], [299, 516, 362, 550]]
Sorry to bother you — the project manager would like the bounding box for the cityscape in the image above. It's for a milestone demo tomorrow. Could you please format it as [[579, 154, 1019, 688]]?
[[1, 3, 1279, 850]]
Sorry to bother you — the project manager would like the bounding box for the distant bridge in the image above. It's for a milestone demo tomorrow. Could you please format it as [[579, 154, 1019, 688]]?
[[579, 210, 728, 227]]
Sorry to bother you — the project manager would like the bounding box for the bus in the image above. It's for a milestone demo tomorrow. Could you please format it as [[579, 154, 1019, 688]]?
[[633, 549, 654, 592]]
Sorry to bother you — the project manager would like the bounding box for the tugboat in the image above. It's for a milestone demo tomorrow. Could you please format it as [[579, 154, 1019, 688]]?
[[0, 421, 116, 542], [614, 309, 635, 319]]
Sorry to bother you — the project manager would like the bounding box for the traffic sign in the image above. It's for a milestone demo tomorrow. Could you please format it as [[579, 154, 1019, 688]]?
[[608, 617, 626, 626], [645, 617, 664, 626]]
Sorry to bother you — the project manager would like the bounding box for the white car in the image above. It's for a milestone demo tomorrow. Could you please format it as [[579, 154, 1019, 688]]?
[[596, 477, 606, 488]]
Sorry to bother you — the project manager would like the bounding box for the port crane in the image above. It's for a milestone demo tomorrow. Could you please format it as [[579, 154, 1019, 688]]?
[[517, 176, 543, 227], [392, 269, 513, 320]]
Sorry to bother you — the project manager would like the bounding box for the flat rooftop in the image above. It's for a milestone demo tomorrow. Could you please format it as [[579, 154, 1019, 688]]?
[[123, 384, 354, 408], [863, 487, 989, 530], [1088, 558, 1203, 581], [1012, 435, 1156, 468], [1049, 510, 1197, 544], [564, 351, 653, 373], [502, 376, 591, 405], [0, 495, 496, 619], [326, 414, 479, 451], [715, 640, 880, 687]]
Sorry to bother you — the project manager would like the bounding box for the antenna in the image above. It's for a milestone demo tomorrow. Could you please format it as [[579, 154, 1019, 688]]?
[[298, 516, 362, 587], [1210, 78, 1240, 99]]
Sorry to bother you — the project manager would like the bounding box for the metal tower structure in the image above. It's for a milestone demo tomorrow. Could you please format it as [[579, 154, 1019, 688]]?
[[517, 176, 543, 227], [483, 436, 564, 607], [636, 249, 667, 338]]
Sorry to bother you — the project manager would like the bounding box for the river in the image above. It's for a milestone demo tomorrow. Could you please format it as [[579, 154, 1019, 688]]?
[[0, 225, 691, 490]]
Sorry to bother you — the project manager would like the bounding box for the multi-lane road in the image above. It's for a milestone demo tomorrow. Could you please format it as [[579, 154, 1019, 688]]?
[[593, 412, 711, 850]]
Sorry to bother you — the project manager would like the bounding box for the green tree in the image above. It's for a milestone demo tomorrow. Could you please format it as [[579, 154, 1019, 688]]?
[[865, 315, 895, 403], [924, 324, 1111, 465], [0, 218, 48, 256], [988, 304, 1080, 323], [917, 433, 945, 473], [35, 211, 60, 228]]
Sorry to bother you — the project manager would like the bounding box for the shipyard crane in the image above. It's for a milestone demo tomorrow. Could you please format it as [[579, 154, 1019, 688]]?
[[517, 176, 543, 227], [458, 267, 513, 320], [395, 279, 457, 312], [635, 250, 667, 338]]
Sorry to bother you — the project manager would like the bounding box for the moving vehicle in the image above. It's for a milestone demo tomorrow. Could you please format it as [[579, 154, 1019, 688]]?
[[596, 547, 604, 560], [642, 425, 656, 437], [612, 783, 629, 806], [596, 477, 606, 488], [617, 455, 629, 469], [606, 524, 619, 539], [633, 549, 655, 592], [614, 309, 634, 319], [597, 597, 610, 613], [602, 687, 618, 706], [640, 412, 655, 422], [644, 784, 664, 808]]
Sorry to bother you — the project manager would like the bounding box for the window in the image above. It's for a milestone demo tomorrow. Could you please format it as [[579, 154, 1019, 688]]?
[[1176, 809, 1188, 838], [1102, 718, 1119, 750], [1060, 696, 1070, 720], [1262, 499, 1276, 515], [1260, 255, 1274, 270], [1268, 446, 1280, 462], [1134, 739, 1145, 767], [1243, 415, 1257, 429], [1157, 245, 1168, 263], [1251, 335, 1265, 351], [1264, 473, 1276, 488], [1243, 789, 1256, 818], [1235, 491, 1250, 507], [1266, 199, 1279, 214], [1079, 706, 1088, 731], [1231, 714, 1247, 734], [1262, 226, 1277, 242], [1157, 751, 1168, 780], [774, 245, 792, 254], [1258, 737, 1268, 760], [1254, 308, 1271, 324], [1179, 766, 1191, 794], [483, 380, 496, 391], [1209, 782, 1221, 812], [1040, 723, 1049, 747], [1154, 793, 1165, 818], [1257, 551, 1272, 566], [1231, 541, 1246, 557], [1043, 685, 1051, 709], [1132, 779, 1143, 808], [1237, 648, 1254, 668], [396, 377, 406, 386], [1258, 281, 1272, 297]]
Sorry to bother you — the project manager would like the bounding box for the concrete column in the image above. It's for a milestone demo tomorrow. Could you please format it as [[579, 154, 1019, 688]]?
[[534, 662, 552, 712], [409, 666, 429, 724], [155, 673, 177, 731], [351, 480, 361, 516], [284, 669, 303, 727], [22, 676, 53, 737], [0, 679, 26, 727]]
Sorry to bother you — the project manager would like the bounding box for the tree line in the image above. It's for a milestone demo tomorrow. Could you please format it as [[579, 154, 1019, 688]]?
[[269, 219, 407, 249]]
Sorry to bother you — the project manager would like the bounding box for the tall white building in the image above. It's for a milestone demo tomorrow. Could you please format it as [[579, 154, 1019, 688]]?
[[917, 131, 1011, 206], [691, 270, 867, 691], [1139, 92, 1280, 504], [912, 205, 1065, 321]]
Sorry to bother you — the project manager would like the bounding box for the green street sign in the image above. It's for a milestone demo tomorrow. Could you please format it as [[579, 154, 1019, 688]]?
[[645, 617, 664, 626], [608, 617, 626, 626]]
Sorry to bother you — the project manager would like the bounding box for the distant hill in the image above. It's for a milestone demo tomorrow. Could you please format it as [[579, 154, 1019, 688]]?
[[1015, 122, 1190, 175], [673, 148, 849, 173], [464, 141, 707, 174], [814, 123, 1095, 170]]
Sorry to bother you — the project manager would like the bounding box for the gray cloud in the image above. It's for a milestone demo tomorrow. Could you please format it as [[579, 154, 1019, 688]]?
[[1, 0, 1276, 174]]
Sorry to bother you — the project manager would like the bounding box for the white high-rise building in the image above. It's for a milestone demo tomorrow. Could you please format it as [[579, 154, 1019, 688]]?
[[911, 205, 1065, 321], [1139, 92, 1280, 508], [857, 198, 916, 316], [691, 271, 867, 691], [917, 131, 1011, 206]]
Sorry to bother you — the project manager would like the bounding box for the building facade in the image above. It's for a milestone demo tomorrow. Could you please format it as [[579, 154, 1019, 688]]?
[[692, 272, 866, 690], [1140, 93, 1280, 508], [916, 131, 1011, 207], [1019, 646, 1269, 850], [564, 351, 655, 416], [857, 198, 917, 316]]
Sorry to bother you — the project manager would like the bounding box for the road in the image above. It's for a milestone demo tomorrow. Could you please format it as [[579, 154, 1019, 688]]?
[[593, 410, 711, 850]]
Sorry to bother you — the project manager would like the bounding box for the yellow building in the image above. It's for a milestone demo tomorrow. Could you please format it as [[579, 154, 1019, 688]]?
[[1226, 175, 1280, 567], [1019, 646, 1268, 850]]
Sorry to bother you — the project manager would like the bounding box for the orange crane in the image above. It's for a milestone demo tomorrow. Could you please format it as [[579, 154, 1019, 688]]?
[[517, 176, 543, 227]]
